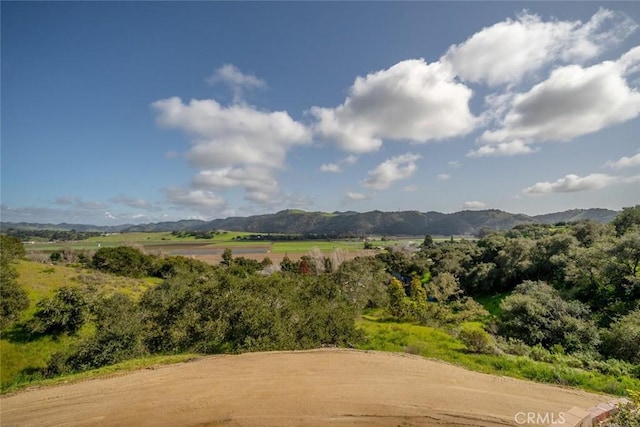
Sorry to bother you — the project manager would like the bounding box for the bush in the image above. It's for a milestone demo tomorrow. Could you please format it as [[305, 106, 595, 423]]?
[[0, 235, 29, 329], [92, 246, 151, 278], [459, 324, 495, 354], [498, 281, 600, 353], [30, 287, 87, 335], [601, 309, 640, 364], [600, 389, 640, 427], [0, 269, 29, 329], [45, 293, 147, 374]]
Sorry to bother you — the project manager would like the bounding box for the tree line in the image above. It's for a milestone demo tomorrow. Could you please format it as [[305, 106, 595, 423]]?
[[1, 205, 638, 382]]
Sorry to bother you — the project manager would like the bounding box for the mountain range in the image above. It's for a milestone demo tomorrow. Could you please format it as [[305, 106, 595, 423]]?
[[1, 208, 619, 237]]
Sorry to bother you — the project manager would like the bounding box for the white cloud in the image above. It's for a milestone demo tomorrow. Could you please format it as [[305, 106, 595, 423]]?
[[153, 96, 311, 208], [205, 64, 266, 103], [448, 160, 461, 169], [111, 196, 153, 210], [192, 166, 278, 204], [444, 8, 637, 87], [320, 163, 341, 173], [479, 48, 640, 150], [154, 97, 310, 170], [462, 201, 487, 210], [522, 173, 640, 194], [467, 140, 538, 157], [320, 155, 360, 173], [310, 59, 476, 153], [343, 155, 358, 165], [104, 211, 117, 221], [165, 187, 226, 213], [403, 185, 419, 192], [345, 191, 368, 201], [362, 153, 422, 190], [604, 152, 640, 169], [437, 174, 451, 181]]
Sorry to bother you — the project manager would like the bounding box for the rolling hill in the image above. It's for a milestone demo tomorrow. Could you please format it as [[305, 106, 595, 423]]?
[[1, 208, 619, 237]]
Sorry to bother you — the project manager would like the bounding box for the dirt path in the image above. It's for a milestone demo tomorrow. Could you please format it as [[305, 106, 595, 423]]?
[[1, 349, 607, 426]]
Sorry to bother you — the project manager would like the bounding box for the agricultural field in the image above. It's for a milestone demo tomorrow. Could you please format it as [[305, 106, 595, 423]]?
[[24, 231, 368, 254]]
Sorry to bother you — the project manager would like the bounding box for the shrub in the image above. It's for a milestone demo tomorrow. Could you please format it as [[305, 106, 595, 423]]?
[[600, 389, 640, 427], [0, 235, 29, 329], [92, 246, 151, 278], [459, 324, 495, 354], [30, 287, 87, 335], [601, 309, 640, 364], [45, 293, 147, 374], [498, 281, 600, 353]]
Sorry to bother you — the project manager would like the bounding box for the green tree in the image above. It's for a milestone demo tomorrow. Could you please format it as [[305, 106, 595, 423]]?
[[47, 293, 147, 374], [221, 248, 233, 267], [333, 257, 389, 310], [31, 286, 88, 335], [0, 235, 29, 328], [387, 278, 407, 319], [1, 235, 26, 263], [612, 205, 640, 236], [601, 309, 640, 364], [92, 246, 151, 278], [498, 281, 600, 352]]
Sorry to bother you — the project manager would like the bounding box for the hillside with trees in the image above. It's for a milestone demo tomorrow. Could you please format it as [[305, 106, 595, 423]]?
[[2, 208, 618, 238], [1, 206, 638, 400]]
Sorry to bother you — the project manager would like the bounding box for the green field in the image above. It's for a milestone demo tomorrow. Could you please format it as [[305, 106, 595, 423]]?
[[22, 231, 370, 256]]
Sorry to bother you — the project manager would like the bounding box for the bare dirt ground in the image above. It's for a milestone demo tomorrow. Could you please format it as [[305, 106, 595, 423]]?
[[1, 349, 607, 427]]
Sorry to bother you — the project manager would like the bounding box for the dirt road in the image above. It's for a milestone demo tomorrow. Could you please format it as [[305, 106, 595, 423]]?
[[1, 349, 607, 426]]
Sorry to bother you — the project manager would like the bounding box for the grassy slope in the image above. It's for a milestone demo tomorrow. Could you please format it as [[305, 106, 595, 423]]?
[[1, 261, 157, 390], [356, 313, 640, 396]]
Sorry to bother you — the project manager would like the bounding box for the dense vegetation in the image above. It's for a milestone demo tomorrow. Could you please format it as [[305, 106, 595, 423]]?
[[1, 206, 639, 399], [2, 229, 102, 242]]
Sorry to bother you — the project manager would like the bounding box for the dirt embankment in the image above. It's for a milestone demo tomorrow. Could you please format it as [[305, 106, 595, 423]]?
[[0, 349, 607, 426]]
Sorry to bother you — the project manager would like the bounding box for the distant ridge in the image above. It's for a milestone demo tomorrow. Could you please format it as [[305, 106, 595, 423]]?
[[1, 208, 619, 237]]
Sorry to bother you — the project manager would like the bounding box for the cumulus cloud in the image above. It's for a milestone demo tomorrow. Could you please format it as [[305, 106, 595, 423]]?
[[604, 152, 640, 169], [320, 155, 359, 173], [462, 201, 487, 209], [362, 153, 422, 190], [310, 59, 476, 153], [320, 163, 341, 173], [444, 8, 637, 87], [478, 48, 640, 151], [153, 96, 311, 208], [437, 174, 451, 181], [192, 166, 278, 204], [467, 140, 538, 157], [205, 64, 266, 103], [522, 173, 640, 194], [165, 187, 226, 213]]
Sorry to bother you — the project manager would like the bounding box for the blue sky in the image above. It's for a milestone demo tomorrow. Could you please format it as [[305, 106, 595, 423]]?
[[2, 2, 639, 225]]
